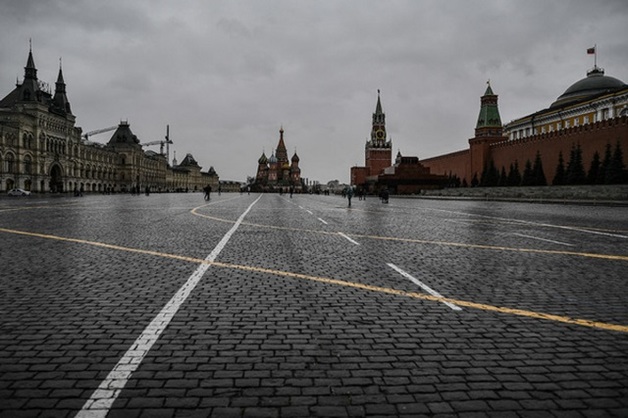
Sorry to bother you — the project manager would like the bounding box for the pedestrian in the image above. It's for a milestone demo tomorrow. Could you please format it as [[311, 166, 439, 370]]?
[[346, 186, 354, 207], [381, 188, 389, 203], [290, 185, 294, 198], [203, 184, 211, 201]]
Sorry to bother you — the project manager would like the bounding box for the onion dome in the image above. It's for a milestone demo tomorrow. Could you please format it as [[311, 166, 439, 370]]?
[[551, 67, 627, 108], [291, 151, 299, 163], [258, 152, 268, 164], [268, 153, 277, 164]]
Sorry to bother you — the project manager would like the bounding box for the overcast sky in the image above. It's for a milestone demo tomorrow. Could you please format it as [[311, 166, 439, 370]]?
[[1, 0, 627, 183]]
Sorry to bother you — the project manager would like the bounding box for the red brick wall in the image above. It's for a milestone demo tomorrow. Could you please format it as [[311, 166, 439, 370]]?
[[490, 116, 628, 183], [422, 149, 472, 183], [351, 166, 368, 186], [421, 116, 627, 185]]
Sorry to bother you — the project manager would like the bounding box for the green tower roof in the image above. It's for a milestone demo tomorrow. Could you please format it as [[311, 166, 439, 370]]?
[[476, 82, 502, 128]]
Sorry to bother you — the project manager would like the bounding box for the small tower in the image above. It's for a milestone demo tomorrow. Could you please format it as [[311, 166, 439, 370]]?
[[469, 81, 507, 180], [474, 81, 503, 138], [21, 44, 40, 102], [256, 151, 269, 183], [290, 150, 301, 186], [52, 60, 72, 115]]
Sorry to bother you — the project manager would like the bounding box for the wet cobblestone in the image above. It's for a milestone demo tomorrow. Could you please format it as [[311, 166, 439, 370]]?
[[0, 193, 627, 417]]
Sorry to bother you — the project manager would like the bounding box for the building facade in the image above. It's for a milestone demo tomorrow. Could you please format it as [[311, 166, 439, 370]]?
[[422, 65, 628, 186], [254, 127, 302, 192], [0, 48, 219, 194]]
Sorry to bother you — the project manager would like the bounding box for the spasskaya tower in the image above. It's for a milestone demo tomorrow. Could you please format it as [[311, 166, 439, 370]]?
[[365, 90, 392, 177]]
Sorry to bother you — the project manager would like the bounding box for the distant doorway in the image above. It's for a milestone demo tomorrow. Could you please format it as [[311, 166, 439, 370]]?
[[49, 164, 63, 192]]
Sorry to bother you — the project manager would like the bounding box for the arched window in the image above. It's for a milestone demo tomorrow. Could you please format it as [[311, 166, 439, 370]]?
[[24, 155, 32, 174], [6, 154, 15, 173]]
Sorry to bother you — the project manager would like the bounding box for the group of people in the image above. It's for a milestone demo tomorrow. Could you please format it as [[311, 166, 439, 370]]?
[[344, 187, 390, 207]]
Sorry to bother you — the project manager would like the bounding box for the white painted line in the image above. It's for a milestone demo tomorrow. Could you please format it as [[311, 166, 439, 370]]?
[[306, 210, 313, 215], [512, 233, 574, 247], [76, 195, 262, 418], [338, 232, 360, 245], [430, 208, 628, 239], [318, 217, 328, 225], [387, 263, 462, 311]]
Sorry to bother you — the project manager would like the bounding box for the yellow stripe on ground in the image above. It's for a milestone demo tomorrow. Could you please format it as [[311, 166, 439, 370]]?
[[209, 261, 628, 333], [0, 227, 204, 264], [0, 226, 626, 334]]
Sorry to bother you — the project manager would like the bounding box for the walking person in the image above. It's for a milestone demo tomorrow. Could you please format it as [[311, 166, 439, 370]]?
[[346, 186, 354, 207], [203, 184, 211, 201]]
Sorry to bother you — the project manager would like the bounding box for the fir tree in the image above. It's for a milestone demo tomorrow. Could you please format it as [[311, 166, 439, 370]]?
[[552, 151, 566, 185], [587, 151, 601, 184], [600, 143, 612, 184], [521, 159, 534, 186], [606, 141, 627, 184], [498, 166, 508, 186], [566, 143, 586, 185], [532, 151, 547, 186], [507, 160, 522, 186], [481, 160, 499, 187]]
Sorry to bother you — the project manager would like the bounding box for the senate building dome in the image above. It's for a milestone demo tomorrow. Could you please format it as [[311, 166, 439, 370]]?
[[551, 67, 627, 108]]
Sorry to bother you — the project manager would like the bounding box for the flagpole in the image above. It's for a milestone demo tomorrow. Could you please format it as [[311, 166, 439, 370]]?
[[594, 44, 597, 68]]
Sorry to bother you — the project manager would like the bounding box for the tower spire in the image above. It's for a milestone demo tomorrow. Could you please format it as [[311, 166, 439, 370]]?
[[370, 90, 388, 145], [53, 56, 72, 114], [24, 42, 37, 80], [276, 126, 288, 164], [475, 81, 503, 136]]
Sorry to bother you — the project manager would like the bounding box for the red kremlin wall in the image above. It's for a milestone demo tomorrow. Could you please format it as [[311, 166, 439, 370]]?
[[422, 115, 628, 184]]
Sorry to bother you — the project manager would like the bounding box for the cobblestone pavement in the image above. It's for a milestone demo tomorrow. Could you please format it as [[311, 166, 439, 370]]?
[[1, 193, 627, 418]]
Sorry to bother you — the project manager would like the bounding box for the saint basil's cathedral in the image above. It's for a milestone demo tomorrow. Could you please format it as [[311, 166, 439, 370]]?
[[253, 127, 302, 192]]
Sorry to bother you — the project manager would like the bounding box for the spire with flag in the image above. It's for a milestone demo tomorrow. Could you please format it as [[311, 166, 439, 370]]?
[[587, 44, 597, 67]]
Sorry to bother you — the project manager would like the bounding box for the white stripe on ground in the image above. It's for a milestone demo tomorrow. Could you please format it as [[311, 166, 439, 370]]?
[[318, 217, 328, 225], [512, 233, 574, 247], [387, 263, 462, 311], [338, 232, 360, 245], [75, 195, 262, 418]]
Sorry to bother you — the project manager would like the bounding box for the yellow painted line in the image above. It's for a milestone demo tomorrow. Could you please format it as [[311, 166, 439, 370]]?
[[0, 226, 626, 334], [190, 209, 628, 262], [0, 227, 204, 264], [210, 261, 628, 334]]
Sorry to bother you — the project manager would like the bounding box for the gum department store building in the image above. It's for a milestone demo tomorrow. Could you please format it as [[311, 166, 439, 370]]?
[[0, 48, 219, 194]]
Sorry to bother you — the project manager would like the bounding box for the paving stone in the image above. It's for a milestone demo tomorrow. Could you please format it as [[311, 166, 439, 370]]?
[[1, 195, 627, 417]]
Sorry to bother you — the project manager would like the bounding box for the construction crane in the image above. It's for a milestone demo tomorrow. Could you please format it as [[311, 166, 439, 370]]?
[[82, 125, 117, 140], [141, 125, 173, 161]]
